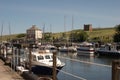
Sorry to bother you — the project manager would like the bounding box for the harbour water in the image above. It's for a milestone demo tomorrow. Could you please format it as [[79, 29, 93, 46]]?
[[57, 52, 120, 80], [1, 46, 119, 80]]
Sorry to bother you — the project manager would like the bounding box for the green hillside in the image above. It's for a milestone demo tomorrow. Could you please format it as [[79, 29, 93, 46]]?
[[52, 27, 115, 42], [0, 27, 116, 43], [0, 34, 17, 42], [86, 28, 115, 42]]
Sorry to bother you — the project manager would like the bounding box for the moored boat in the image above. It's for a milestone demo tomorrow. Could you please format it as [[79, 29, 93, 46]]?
[[24, 48, 65, 75], [77, 42, 95, 57], [95, 43, 120, 57], [59, 46, 77, 53], [45, 45, 58, 53]]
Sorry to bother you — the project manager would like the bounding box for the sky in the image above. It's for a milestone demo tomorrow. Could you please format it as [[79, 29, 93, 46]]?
[[0, 0, 120, 35]]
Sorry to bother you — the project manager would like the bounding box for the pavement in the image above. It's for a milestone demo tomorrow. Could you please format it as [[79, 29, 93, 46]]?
[[0, 59, 24, 80]]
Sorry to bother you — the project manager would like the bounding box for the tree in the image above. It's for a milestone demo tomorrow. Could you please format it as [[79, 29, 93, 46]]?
[[113, 25, 120, 42], [16, 33, 26, 38], [77, 31, 88, 42], [69, 31, 88, 42], [44, 33, 52, 41]]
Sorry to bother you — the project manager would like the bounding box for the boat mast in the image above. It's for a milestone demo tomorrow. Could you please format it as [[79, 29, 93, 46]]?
[[64, 15, 66, 36], [8, 22, 11, 42], [1, 22, 3, 43], [50, 24, 53, 45], [64, 15, 67, 47], [42, 23, 45, 45], [71, 15, 74, 46]]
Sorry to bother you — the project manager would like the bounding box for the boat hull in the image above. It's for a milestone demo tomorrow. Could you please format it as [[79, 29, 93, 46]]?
[[31, 65, 64, 75], [59, 49, 76, 53], [96, 50, 120, 57]]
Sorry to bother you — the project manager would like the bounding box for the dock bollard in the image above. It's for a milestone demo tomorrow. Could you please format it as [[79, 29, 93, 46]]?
[[53, 52, 57, 80], [112, 60, 120, 80]]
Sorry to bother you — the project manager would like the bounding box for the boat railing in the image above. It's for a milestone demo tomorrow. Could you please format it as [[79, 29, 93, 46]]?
[[38, 50, 50, 53]]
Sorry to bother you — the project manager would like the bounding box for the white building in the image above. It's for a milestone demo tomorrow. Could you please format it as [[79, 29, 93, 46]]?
[[26, 25, 42, 44]]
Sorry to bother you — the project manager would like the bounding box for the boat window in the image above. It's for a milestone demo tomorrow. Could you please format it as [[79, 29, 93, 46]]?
[[116, 46, 120, 50], [45, 55, 50, 59], [33, 55, 36, 61], [51, 47, 56, 50], [51, 55, 53, 59], [38, 56, 44, 60]]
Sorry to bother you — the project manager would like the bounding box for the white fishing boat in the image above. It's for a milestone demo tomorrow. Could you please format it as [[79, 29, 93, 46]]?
[[23, 48, 65, 75], [77, 42, 95, 57]]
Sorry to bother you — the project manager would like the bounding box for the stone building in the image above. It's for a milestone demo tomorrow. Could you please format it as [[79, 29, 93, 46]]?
[[84, 24, 92, 31]]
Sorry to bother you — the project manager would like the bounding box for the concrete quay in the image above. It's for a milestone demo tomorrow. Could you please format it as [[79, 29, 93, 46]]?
[[0, 59, 24, 80], [0, 59, 52, 80]]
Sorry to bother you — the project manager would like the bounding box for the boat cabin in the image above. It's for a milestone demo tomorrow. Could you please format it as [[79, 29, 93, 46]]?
[[99, 44, 120, 51], [32, 53, 53, 62]]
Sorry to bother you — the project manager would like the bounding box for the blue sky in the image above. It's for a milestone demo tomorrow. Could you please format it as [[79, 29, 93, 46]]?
[[0, 0, 120, 35]]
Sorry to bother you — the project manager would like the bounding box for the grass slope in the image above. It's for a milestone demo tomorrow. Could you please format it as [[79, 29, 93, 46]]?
[[0, 27, 115, 42]]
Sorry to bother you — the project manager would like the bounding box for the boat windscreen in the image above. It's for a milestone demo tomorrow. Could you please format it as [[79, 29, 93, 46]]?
[[45, 55, 50, 59], [38, 56, 44, 60], [116, 46, 120, 50]]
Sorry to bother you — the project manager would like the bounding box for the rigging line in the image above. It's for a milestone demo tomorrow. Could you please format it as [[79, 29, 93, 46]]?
[[57, 56, 111, 68]]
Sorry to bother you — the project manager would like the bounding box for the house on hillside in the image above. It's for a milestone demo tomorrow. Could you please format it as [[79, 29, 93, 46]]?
[[26, 25, 42, 44]]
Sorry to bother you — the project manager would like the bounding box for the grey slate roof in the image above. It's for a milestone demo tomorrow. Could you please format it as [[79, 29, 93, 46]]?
[[27, 25, 41, 31]]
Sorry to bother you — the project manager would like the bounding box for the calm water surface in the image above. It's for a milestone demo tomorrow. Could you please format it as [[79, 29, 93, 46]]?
[[57, 52, 120, 80]]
